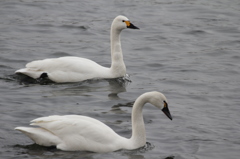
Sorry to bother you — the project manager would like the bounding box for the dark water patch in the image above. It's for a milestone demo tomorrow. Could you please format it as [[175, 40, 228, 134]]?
[[0, 64, 13, 69], [14, 73, 55, 85], [147, 63, 164, 68], [35, 24, 55, 28], [29, 23, 85, 30], [119, 142, 155, 156], [133, 46, 156, 51], [205, 48, 231, 57], [60, 25, 89, 30], [213, 26, 240, 34], [183, 30, 209, 36], [179, 69, 199, 73], [0, 74, 19, 83], [145, 35, 168, 42], [138, 142, 155, 153], [14, 144, 57, 152], [50, 51, 71, 57], [12, 144, 97, 158], [231, 55, 240, 59], [216, 40, 240, 48], [0, 56, 27, 63], [18, 27, 55, 34], [112, 101, 134, 108]]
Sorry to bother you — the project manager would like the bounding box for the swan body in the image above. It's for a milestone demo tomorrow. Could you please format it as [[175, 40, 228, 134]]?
[[15, 15, 139, 83], [15, 91, 172, 152]]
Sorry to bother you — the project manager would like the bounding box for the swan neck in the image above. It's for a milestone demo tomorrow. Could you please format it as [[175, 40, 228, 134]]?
[[129, 94, 147, 148], [111, 27, 121, 54], [109, 24, 126, 77]]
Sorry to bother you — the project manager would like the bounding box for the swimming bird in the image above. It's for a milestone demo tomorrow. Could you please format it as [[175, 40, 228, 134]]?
[[15, 91, 172, 152], [15, 15, 139, 83]]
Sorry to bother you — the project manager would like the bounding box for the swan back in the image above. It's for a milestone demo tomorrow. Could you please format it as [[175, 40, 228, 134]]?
[[16, 115, 128, 152]]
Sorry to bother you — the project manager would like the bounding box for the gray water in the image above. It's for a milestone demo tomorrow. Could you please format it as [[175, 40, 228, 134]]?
[[1, 0, 240, 158]]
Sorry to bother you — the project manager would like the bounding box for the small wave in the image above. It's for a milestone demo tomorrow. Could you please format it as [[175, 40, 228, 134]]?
[[13, 143, 57, 152], [50, 51, 71, 57], [107, 74, 131, 88], [184, 30, 208, 35], [112, 101, 134, 108], [138, 142, 155, 153], [120, 142, 155, 156], [60, 25, 89, 30]]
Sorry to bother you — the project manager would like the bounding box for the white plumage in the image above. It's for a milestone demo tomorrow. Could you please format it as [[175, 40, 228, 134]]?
[[15, 15, 139, 83], [15, 91, 172, 152]]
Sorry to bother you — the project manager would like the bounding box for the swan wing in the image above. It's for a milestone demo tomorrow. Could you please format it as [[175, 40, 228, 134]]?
[[29, 115, 123, 152], [16, 57, 110, 82], [15, 127, 61, 146]]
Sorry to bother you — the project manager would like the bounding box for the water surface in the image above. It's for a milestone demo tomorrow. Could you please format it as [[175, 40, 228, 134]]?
[[0, 0, 240, 158]]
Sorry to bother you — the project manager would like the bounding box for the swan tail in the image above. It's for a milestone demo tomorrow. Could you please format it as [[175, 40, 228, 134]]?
[[15, 68, 44, 79], [15, 127, 61, 147]]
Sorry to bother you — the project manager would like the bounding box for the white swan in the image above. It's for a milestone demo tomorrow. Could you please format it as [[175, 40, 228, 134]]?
[[15, 91, 172, 152], [15, 15, 139, 83]]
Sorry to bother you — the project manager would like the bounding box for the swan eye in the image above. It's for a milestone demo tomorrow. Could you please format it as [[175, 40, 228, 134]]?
[[164, 101, 168, 108], [122, 20, 125, 22]]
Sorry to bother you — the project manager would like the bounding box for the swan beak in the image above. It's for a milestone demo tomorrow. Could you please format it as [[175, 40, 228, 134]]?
[[162, 102, 172, 120], [125, 21, 139, 29]]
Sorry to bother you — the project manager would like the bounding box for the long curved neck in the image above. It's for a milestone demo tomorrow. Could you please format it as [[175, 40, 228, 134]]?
[[111, 28, 122, 56], [110, 25, 126, 77], [128, 94, 148, 149]]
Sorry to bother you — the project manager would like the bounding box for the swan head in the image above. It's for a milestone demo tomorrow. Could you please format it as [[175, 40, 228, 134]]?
[[145, 91, 173, 120], [112, 15, 139, 31]]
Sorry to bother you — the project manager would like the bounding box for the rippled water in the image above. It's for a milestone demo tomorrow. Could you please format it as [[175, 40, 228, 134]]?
[[1, 0, 240, 158]]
